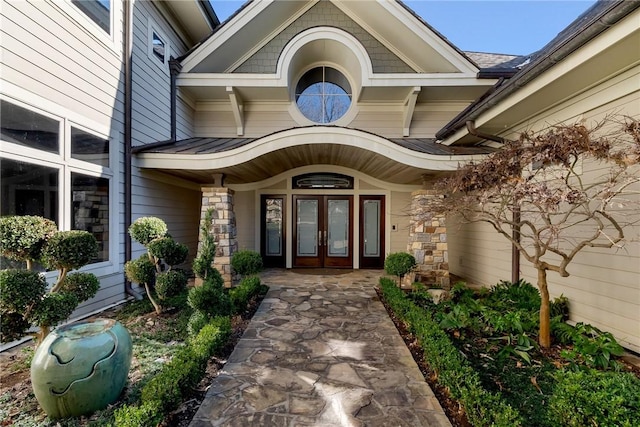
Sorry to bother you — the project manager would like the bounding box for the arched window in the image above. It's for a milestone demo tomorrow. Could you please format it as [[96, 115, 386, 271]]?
[[295, 66, 352, 124]]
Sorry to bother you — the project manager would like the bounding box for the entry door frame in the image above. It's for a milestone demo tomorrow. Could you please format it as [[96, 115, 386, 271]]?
[[292, 195, 353, 268], [359, 195, 386, 269]]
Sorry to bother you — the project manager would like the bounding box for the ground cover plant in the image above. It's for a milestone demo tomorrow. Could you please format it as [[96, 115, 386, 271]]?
[[379, 276, 640, 426], [0, 276, 268, 426]]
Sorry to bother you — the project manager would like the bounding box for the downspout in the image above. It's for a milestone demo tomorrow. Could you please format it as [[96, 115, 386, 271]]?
[[169, 58, 182, 141], [123, 0, 140, 299], [465, 120, 521, 283]]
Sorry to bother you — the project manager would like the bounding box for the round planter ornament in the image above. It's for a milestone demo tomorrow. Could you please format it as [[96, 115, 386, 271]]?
[[31, 319, 132, 419]]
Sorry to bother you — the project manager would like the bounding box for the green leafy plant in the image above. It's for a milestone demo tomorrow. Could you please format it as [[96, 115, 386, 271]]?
[[229, 276, 268, 314], [231, 249, 263, 277], [0, 216, 100, 345], [549, 369, 640, 426], [384, 252, 416, 286], [125, 217, 188, 314], [187, 276, 231, 336], [192, 209, 217, 281], [555, 322, 624, 370], [155, 269, 188, 300]]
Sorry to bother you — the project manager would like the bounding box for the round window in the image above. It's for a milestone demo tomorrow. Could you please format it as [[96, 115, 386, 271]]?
[[295, 66, 352, 124]]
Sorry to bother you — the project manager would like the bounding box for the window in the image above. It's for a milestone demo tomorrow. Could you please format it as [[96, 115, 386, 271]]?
[[1, 99, 112, 267], [293, 173, 354, 189], [148, 20, 170, 68], [295, 67, 352, 124], [72, 0, 111, 34]]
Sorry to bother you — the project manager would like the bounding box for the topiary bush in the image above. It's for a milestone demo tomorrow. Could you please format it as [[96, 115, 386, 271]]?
[[126, 217, 188, 314], [192, 208, 217, 281], [0, 215, 57, 270], [229, 276, 267, 314], [0, 216, 100, 344], [155, 269, 188, 300], [231, 250, 263, 277], [384, 252, 416, 286]]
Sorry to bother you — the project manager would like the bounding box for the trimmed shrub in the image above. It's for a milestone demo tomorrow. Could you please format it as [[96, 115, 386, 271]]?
[[549, 369, 640, 426], [192, 209, 217, 281], [379, 277, 522, 426], [155, 270, 188, 300], [231, 250, 263, 276], [384, 252, 416, 285], [148, 237, 188, 267], [0, 215, 57, 266], [187, 280, 232, 319], [124, 255, 156, 288], [187, 310, 209, 337], [41, 230, 98, 271], [59, 272, 100, 302], [0, 217, 100, 344], [114, 317, 231, 427], [229, 276, 267, 314], [0, 270, 47, 313], [128, 217, 168, 246]]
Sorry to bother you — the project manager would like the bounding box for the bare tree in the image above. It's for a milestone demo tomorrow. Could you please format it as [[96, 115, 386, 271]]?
[[421, 117, 640, 348]]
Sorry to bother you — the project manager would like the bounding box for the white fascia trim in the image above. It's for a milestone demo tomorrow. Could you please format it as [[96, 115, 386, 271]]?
[[176, 73, 494, 89], [136, 127, 486, 171], [228, 164, 423, 192], [440, 10, 640, 146], [181, 0, 276, 73], [376, 0, 479, 74]]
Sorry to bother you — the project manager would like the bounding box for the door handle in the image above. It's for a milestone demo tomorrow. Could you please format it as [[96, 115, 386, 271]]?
[[318, 230, 322, 247]]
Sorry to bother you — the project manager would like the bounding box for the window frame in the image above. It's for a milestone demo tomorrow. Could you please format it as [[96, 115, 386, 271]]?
[[61, 0, 119, 51], [289, 63, 358, 127], [0, 96, 118, 278], [147, 18, 171, 71]]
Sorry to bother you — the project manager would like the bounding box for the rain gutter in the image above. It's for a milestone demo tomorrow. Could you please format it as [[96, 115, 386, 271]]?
[[436, 0, 638, 142]]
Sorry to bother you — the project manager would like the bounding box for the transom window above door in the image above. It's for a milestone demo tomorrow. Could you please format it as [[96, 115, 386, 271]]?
[[295, 66, 352, 124]]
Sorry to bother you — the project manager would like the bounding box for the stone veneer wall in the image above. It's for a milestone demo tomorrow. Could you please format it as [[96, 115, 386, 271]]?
[[406, 190, 450, 289], [198, 186, 238, 288]]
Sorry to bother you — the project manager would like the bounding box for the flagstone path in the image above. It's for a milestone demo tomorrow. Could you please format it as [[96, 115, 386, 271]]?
[[189, 269, 452, 427]]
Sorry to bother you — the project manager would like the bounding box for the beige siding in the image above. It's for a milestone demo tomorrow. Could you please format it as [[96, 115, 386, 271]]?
[[389, 191, 412, 253], [235, 190, 257, 251], [449, 64, 640, 352]]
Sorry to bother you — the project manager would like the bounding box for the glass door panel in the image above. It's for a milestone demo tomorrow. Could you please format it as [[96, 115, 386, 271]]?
[[297, 199, 319, 257], [359, 196, 385, 268], [261, 196, 286, 267], [327, 199, 349, 257], [363, 200, 380, 257]]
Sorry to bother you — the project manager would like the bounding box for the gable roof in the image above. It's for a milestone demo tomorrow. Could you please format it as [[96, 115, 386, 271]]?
[[436, 0, 640, 143]]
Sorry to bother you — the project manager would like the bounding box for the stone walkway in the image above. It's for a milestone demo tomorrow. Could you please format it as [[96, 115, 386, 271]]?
[[189, 269, 451, 427]]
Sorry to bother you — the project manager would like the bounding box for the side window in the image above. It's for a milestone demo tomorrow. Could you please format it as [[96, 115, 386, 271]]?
[[71, 0, 111, 35], [148, 19, 170, 68], [1, 99, 113, 267]]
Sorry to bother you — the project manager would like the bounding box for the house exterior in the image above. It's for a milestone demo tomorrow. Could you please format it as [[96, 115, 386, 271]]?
[[1, 1, 638, 352], [0, 0, 218, 322]]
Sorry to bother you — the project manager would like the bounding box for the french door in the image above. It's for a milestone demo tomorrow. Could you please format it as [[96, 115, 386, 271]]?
[[293, 195, 353, 268]]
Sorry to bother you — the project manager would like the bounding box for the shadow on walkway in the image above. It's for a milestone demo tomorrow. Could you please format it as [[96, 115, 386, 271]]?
[[189, 269, 451, 427]]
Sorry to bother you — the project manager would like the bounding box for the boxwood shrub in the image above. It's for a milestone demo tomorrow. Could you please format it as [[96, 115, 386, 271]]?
[[379, 277, 522, 426], [229, 276, 268, 314], [114, 317, 232, 427]]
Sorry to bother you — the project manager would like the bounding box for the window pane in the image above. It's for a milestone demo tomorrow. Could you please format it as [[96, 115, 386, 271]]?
[[72, 0, 111, 34], [295, 67, 351, 123], [363, 200, 381, 257], [152, 32, 166, 63], [328, 199, 349, 257], [71, 127, 109, 167], [1, 158, 59, 270], [1, 100, 60, 154], [72, 173, 109, 262], [297, 200, 318, 256], [265, 198, 283, 256]]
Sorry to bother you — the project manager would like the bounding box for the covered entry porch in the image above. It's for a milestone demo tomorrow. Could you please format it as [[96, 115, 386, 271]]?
[[134, 127, 491, 286]]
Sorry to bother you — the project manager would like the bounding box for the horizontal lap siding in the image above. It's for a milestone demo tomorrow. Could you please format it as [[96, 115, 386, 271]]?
[[450, 64, 640, 352], [389, 192, 412, 253], [130, 2, 199, 267], [234, 191, 256, 251], [1, 1, 128, 318]]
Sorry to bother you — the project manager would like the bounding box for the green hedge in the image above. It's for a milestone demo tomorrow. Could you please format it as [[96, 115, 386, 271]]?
[[379, 277, 522, 427], [114, 317, 232, 427], [549, 369, 640, 426], [229, 276, 268, 314]]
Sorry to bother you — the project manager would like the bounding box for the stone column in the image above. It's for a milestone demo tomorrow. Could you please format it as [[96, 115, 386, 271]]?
[[406, 190, 450, 289], [198, 185, 237, 288]]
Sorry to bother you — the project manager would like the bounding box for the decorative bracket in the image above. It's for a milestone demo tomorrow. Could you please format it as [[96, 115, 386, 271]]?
[[226, 86, 244, 136], [402, 86, 421, 137]]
